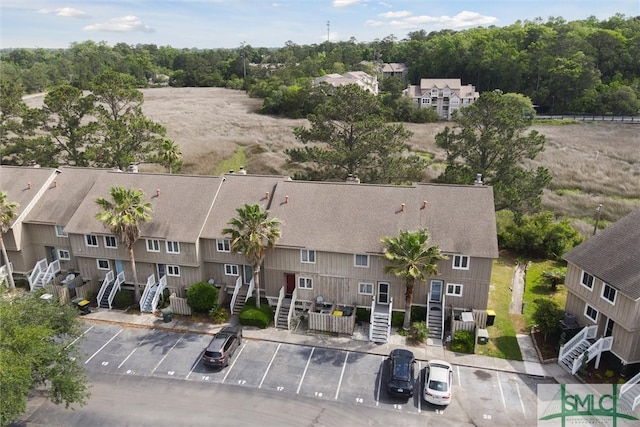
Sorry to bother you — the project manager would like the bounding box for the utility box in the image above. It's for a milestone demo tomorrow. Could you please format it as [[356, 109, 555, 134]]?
[[477, 328, 489, 344], [161, 308, 173, 323], [486, 310, 496, 327]]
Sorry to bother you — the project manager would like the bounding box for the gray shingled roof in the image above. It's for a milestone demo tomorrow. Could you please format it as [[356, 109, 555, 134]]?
[[267, 181, 498, 258], [0, 166, 57, 226], [563, 209, 640, 300], [25, 167, 105, 226], [201, 174, 288, 239], [64, 171, 222, 243]]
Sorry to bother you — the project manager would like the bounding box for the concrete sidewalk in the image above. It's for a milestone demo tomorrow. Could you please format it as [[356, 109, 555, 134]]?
[[81, 308, 576, 385]]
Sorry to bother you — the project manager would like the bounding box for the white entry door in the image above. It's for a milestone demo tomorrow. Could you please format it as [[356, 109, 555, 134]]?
[[430, 280, 443, 303], [377, 282, 390, 304]]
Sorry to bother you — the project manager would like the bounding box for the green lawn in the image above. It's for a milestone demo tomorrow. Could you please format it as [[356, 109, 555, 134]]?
[[475, 254, 568, 361], [214, 146, 247, 175]]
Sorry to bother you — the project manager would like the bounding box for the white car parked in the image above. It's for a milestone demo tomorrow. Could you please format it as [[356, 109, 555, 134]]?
[[423, 360, 453, 405]]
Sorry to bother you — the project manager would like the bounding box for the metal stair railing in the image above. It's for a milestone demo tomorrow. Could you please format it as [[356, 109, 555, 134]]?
[[559, 325, 598, 360], [571, 336, 614, 374], [96, 271, 114, 306], [439, 294, 446, 340], [150, 275, 167, 312], [387, 298, 393, 339], [230, 276, 243, 315], [139, 274, 155, 312], [287, 288, 297, 330], [621, 371, 640, 411], [106, 271, 125, 310], [274, 286, 285, 328]]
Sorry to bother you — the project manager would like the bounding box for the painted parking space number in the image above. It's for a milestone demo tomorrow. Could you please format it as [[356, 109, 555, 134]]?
[[277, 386, 284, 391]]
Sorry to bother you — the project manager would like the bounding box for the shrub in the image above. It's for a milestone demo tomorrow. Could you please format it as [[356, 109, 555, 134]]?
[[186, 281, 219, 313], [112, 289, 134, 309], [410, 321, 429, 343], [208, 306, 230, 324], [410, 306, 427, 323], [451, 330, 475, 353], [532, 298, 563, 341], [238, 297, 272, 329], [391, 311, 404, 327], [356, 308, 370, 323], [605, 369, 615, 379]]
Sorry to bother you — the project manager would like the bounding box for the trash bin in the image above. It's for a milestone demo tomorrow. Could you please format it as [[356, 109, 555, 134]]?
[[161, 308, 173, 323], [477, 328, 489, 344], [486, 309, 496, 327]]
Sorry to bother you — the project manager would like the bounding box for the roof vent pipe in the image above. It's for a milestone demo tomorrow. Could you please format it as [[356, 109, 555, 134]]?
[[401, 203, 405, 212], [285, 195, 289, 204], [156, 189, 160, 197], [422, 200, 427, 210], [27, 182, 31, 190], [474, 173, 483, 185], [265, 191, 270, 200], [53, 181, 57, 188]]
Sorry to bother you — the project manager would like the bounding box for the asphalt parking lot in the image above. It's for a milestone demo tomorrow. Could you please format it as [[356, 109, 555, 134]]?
[[77, 323, 553, 426]]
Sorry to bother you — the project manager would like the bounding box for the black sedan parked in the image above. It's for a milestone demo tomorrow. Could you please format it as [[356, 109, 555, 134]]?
[[386, 349, 416, 398]]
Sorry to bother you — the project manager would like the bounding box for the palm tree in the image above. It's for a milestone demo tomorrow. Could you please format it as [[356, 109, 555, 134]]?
[[381, 229, 447, 331], [0, 191, 19, 291], [95, 186, 153, 302], [158, 140, 182, 174], [223, 204, 281, 309]]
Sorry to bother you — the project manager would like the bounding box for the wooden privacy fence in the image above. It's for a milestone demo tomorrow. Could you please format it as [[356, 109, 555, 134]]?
[[170, 294, 192, 315], [308, 305, 356, 335], [44, 283, 71, 304], [75, 280, 99, 301], [450, 309, 488, 336]]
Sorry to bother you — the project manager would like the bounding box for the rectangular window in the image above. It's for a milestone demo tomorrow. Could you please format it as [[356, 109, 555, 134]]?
[[452, 255, 469, 270], [580, 271, 594, 290], [446, 283, 463, 296], [217, 239, 231, 252], [58, 249, 71, 260], [146, 239, 160, 252], [298, 277, 313, 289], [431, 88, 439, 96], [224, 264, 239, 276], [85, 234, 98, 247], [167, 265, 180, 277], [97, 259, 110, 270], [584, 304, 598, 323], [422, 98, 430, 104], [104, 235, 117, 249], [601, 284, 617, 305], [301, 249, 316, 263], [354, 254, 369, 268], [358, 282, 374, 295], [55, 225, 68, 237], [166, 241, 180, 254]]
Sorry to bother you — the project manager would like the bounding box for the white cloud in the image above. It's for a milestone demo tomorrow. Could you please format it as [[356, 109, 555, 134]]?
[[378, 2, 392, 7], [379, 11, 411, 19], [272, 2, 283, 7], [332, 0, 361, 8], [37, 7, 89, 19], [364, 19, 385, 27], [83, 16, 155, 33]]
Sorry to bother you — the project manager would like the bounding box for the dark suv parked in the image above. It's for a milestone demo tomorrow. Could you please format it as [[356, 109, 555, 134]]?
[[386, 349, 416, 398], [202, 326, 242, 368]]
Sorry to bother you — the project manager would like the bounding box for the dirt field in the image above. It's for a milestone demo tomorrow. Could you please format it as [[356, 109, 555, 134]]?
[[25, 87, 640, 223]]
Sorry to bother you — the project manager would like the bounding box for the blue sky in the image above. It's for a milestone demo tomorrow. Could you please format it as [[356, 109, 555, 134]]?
[[1, 0, 638, 49]]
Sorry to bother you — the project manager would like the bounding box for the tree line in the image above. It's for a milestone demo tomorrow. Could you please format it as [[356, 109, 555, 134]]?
[[1, 14, 638, 115]]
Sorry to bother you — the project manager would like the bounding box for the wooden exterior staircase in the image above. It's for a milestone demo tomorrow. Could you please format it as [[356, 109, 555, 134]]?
[[369, 298, 392, 343], [558, 325, 613, 374]]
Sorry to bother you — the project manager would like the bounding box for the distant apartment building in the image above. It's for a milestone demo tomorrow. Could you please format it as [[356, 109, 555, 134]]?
[[404, 78, 479, 120], [313, 71, 378, 95]]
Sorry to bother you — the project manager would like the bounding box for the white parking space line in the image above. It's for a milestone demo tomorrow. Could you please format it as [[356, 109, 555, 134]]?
[[258, 343, 281, 389], [84, 329, 122, 364], [456, 365, 461, 387], [334, 352, 349, 399], [515, 381, 526, 415], [118, 335, 150, 369], [185, 351, 205, 380], [66, 325, 94, 349], [221, 342, 247, 384], [151, 334, 184, 374], [297, 347, 315, 394], [376, 356, 383, 406], [496, 372, 506, 408], [417, 361, 422, 413]]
